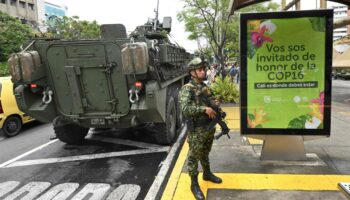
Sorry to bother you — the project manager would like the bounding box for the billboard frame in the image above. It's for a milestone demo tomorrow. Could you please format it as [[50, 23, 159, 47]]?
[[240, 9, 333, 136]]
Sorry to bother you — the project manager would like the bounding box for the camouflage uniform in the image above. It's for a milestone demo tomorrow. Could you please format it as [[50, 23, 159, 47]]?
[[179, 79, 215, 177]]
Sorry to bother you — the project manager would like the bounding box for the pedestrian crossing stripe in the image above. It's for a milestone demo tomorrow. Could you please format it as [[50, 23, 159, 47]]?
[[0, 181, 140, 200]]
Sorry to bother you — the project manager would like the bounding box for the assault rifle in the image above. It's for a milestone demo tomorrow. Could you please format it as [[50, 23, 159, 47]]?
[[201, 93, 230, 140]]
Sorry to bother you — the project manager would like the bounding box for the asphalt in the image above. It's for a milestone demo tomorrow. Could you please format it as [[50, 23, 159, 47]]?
[[161, 102, 350, 200]]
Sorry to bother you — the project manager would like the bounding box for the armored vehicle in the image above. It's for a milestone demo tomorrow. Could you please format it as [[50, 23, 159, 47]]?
[[8, 16, 190, 145]]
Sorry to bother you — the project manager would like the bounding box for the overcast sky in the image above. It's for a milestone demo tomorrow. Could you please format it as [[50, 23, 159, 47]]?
[[47, 0, 197, 52], [48, 0, 343, 53]]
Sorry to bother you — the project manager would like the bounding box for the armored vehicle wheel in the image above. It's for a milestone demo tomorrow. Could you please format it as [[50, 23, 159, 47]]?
[[3, 115, 22, 137], [54, 123, 89, 145], [172, 87, 183, 129], [154, 96, 177, 145], [176, 106, 184, 129]]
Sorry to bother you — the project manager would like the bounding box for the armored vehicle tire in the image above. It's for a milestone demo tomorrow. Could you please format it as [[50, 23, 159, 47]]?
[[54, 123, 89, 145], [176, 106, 183, 129], [172, 87, 183, 129], [154, 96, 177, 145], [3, 115, 22, 137]]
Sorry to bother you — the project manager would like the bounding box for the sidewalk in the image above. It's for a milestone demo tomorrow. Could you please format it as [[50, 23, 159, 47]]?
[[162, 103, 350, 200]]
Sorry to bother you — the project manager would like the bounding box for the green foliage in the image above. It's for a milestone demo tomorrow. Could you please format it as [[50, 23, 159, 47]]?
[[210, 77, 239, 103], [177, 1, 279, 63], [225, 2, 280, 60], [0, 62, 9, 76], [178, 0, 232, 65], [46, 16, 100, 40], [0, 11, 32, 62]]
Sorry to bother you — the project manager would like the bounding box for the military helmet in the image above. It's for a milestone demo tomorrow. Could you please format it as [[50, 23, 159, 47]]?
[[187, 57, 208, 71]]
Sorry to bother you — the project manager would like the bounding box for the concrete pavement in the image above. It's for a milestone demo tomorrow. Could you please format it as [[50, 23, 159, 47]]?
[[161, 103, 350, 200]]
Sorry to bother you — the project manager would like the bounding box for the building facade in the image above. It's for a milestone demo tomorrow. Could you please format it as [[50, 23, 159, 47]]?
[[0, 0, 38, 24], [330, 3, 349, 40], [37, 0, 67, 23]]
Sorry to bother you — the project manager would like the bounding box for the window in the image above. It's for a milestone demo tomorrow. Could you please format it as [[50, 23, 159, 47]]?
[[19, 1, 25, 8], [28, 3, 34, 10], [10, 0, 16, 6]]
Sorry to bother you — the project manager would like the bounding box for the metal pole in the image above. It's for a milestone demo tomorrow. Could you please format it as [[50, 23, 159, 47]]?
[[153, 0, 160, 31], [281, 0, 286, 9], [295, 1, 301, 10], [283, 0, 300, 11], [320, 0, 327, 9]]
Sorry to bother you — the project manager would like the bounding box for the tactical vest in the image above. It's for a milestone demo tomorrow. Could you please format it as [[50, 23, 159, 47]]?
[[183, 81, 211, 130]]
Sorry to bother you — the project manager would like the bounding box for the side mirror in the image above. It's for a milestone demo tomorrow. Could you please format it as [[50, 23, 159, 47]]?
[[162, 17, 172, 33]]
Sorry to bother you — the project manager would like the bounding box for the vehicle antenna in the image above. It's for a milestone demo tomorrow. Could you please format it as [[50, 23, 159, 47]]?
[[153, 0, 160, 31]]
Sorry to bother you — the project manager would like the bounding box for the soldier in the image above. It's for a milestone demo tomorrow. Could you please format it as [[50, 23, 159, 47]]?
[[179, 57, 222, 200]]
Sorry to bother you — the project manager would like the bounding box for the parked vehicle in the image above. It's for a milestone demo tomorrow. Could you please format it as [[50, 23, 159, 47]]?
[[333, 69, 350, 80], [0, 77, 35, 137], [8, 17, 190, 144]]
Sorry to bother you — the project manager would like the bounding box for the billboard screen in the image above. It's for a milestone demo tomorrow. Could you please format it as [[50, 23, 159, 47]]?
[[240, 10, 333, 135]]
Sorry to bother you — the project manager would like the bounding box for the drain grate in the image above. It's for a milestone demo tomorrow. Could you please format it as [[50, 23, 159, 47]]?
[[338, 182, 350, 199]]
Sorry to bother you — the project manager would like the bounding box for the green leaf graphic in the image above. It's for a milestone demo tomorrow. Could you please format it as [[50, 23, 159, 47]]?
[[318, 123, 324, 129], [288, 114, 313, 128], [247, 35, 256, 59], [248, 113, 255, 121], [309, 17, 325, 32]]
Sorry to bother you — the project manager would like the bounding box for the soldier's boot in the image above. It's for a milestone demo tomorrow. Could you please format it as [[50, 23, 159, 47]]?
[[203, 166, 222, 183], [190, 175, 205, 200]]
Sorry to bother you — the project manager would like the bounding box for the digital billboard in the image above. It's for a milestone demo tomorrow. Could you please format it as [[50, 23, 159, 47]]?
[[240, 10, 333, 135]]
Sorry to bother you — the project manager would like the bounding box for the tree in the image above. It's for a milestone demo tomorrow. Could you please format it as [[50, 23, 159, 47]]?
[[46, 16, 100, 40], [0, 11, 32, 62], [178, 0, 279, 66], [225, 2, 279, 61], [178, 0, 231, 68]]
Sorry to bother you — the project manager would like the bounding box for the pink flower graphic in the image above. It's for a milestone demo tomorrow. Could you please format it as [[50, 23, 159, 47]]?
[[311, 91, 324, 114], [250, 25, 273, 48]]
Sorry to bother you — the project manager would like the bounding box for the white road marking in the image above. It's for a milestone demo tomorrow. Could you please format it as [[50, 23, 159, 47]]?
[[106, 184, 141, 200], [3, 147, 169, 168], [0, 139, 58, 168], [87, 135, 167, 149], [0, 137, 5, 142], [36, 183, 79, 200], [71, 183, 110, 200], [3, 182, 51, 200], [0, 182, 140, 200], [0, 181, 20, 198], [144, 126, 187, 200]]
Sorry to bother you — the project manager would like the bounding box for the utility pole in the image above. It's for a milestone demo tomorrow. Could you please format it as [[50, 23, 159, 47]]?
[[295, 0, 300, 10], [320, 0, 327, 9], [281, 0, 286, 9]]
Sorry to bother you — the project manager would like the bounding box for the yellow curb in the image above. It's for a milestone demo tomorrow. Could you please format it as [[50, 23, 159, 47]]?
[[222, 107, 240, 120], [215, 119, 240, 131], [161, 139, 189, 200], [247, 137, 263, 145], [162, 105, 350, 200], [172, 173, 350, 200]]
